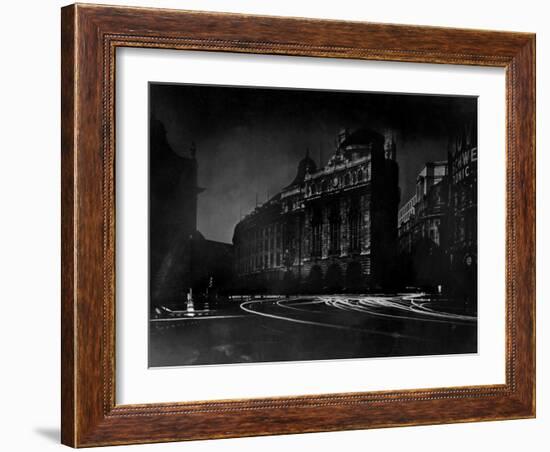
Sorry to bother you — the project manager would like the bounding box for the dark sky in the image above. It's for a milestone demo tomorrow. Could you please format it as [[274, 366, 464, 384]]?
[[150, 83, 476, 244]]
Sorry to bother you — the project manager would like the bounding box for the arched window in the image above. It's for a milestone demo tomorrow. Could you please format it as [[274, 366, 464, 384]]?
[[310, 208, 322, 257], [329, 203, 340, 255], [348, 198, 361, 252]]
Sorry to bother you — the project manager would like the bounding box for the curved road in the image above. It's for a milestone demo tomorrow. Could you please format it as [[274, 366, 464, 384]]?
[[151, 294, 478, 366], [240, 294, 476, 339]]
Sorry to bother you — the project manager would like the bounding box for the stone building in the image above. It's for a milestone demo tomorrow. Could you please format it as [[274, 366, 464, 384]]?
[[232, 128, 400, 294], [397, 161, 449, 287], [396, 122, 477, 296], [398, 161, 449, 254]]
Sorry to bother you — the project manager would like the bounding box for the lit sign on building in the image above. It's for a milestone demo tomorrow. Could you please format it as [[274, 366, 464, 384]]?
[[451, 147, 477, 184]]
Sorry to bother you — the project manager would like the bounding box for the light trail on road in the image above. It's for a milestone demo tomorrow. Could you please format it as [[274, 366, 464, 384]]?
[[240, 294, 475, 336], [320, 295, 476, 325], [151, 294, 477, 366], [151, 314, 247, 322], [239, 298, 425, 340]]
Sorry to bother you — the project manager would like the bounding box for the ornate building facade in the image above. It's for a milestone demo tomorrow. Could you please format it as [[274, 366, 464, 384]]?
[[232, 128, 400, 293]]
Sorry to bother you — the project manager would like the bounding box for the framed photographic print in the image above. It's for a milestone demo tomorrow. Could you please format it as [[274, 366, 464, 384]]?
[[61, 3, 536, 447]]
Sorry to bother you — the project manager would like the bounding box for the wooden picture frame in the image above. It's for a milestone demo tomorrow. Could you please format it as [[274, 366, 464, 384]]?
[[61, 3, 535, 447]]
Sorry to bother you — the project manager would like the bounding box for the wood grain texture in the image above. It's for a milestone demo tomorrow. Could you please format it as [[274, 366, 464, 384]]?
[[61, 3, 536, 447], [60, 5, 76, 447]]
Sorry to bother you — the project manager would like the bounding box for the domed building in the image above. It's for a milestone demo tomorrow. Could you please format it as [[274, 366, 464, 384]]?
[[287, 148, 317, 187], [232, 127, 400, 293]]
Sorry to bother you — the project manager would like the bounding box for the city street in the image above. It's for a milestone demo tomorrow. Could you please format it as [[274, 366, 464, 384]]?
[[149, 294, 477, 367]]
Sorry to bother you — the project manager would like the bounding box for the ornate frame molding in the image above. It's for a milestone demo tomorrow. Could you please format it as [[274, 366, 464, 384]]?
[[61, 4, 535, 447]]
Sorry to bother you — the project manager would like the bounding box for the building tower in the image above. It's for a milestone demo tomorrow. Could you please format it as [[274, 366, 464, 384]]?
[[149, 118, 205, 306]]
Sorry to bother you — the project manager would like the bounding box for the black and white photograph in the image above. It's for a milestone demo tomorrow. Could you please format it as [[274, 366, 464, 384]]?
[[148, 83, 478, 367]]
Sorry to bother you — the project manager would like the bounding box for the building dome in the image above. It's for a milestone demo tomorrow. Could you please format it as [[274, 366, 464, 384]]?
[[289, 149, 317, 186]]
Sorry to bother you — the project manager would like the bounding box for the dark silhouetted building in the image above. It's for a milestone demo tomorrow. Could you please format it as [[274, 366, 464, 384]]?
[[447, 123, 477, 305], [149, 119, 233, 308]]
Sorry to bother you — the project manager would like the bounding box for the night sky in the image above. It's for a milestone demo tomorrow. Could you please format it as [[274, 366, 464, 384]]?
[[150, 83, 476, 244]]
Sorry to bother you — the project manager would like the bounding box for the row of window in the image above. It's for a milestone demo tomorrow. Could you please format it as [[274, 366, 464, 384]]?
[[236, 223, 284, 274], [236, 252, 284, 275], [311, 199, 361, 256], [452, 183, 477, 211], [237, 202, 364, 274], [398, 212, 476, 250]]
